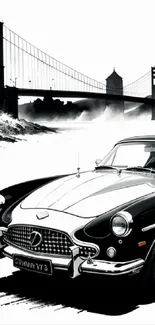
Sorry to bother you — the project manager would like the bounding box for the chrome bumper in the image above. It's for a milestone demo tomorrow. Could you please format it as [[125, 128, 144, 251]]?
[[3, 245, 144, 278], [80, 258, 144, 275]]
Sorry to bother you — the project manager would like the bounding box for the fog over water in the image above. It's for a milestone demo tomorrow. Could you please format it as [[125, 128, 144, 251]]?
[[0, 107, 154, 190]]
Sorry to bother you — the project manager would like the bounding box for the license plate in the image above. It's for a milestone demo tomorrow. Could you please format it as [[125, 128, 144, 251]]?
[[13, 254, 52, 275]]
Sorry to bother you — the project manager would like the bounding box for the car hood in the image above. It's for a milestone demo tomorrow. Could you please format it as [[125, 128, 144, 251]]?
[[21, 170, 155, 218]]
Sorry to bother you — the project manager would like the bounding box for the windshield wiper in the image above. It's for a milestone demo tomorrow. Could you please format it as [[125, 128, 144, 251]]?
[[125, 166, 155, 173]]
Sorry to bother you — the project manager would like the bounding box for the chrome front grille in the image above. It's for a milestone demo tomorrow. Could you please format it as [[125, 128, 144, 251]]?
[[4, 225, 98, 258]]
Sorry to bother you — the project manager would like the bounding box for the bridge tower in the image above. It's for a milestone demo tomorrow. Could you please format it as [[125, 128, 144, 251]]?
[[0, 22, 18, 119], [151, 67, 155, 120], [106, 69, 124, 117], [0, 22, 4, 112]]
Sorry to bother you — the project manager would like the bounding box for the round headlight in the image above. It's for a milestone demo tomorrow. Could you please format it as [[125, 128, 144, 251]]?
[[111, 211, 132, 237], [112, 215, 127, 236]]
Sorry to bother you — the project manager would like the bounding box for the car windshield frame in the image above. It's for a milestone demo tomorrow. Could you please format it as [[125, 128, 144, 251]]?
[[97, 140, 155, 170]]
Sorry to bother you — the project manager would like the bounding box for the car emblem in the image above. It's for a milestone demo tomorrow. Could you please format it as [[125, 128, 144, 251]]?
[[36, 211, 49, 220], [29, 231, 42, 247]]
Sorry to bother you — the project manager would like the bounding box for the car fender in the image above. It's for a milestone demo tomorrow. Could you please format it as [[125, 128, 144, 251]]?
[[141, 239, 155, 283]]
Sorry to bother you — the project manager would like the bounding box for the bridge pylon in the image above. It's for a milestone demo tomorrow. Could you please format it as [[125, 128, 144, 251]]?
[[4, 87, 18, 119]]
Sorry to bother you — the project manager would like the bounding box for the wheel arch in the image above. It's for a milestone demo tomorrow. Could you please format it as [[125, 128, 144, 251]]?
[[141, 239, 155, 284]]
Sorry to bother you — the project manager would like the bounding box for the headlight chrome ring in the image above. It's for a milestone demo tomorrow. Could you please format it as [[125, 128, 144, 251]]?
[[111, 211, 133, 237]]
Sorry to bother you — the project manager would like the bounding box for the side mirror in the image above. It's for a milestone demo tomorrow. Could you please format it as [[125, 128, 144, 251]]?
[[95, 159, 102, 166]]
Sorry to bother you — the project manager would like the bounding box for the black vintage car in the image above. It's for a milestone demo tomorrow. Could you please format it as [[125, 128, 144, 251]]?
[[1, 135, 155, 287]]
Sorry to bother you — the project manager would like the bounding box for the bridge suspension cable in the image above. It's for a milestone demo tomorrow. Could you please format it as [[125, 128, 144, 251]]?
[[123, 71, 151, 97], [2, 24, 152, 99], [3, 25, 106, 93]]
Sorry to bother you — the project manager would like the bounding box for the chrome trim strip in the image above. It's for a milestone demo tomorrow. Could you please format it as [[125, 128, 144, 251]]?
[[3, 252, 10, 259], [0, 227, 8, 232], [142, 224, 155, 232], [0, 227, 8, 237], [71, 232, 100, 259]]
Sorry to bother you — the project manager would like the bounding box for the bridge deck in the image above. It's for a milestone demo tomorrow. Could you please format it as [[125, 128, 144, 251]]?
[[15, 88, 154, 104]]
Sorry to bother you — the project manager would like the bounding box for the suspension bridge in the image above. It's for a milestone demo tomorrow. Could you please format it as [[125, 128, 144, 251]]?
[[0, 21, 155, 119]]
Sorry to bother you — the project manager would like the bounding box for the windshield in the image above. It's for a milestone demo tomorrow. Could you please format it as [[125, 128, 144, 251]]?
[[98, 141, 155, 169]]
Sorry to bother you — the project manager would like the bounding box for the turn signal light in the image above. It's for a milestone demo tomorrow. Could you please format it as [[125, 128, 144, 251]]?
[[138, 241, 146, 247]]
